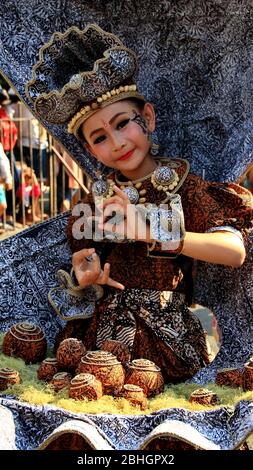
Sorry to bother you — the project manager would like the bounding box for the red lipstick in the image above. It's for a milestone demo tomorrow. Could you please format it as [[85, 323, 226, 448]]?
[[118, 149, 135, 161]]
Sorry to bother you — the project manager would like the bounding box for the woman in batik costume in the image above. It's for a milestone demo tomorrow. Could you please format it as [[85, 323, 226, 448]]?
[[26, 25, 253, 383]]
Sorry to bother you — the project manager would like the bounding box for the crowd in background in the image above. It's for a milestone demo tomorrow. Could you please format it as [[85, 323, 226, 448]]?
[[0, 81, 85, 233]]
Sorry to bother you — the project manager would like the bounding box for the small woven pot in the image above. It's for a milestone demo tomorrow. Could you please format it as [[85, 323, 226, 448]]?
[[77, 350, 125, 395], [125, 359, 164, 397], [37, 358, 59, 381], [215, 367, 243, 388], [2, 322, 47, 364], [50, 372, 72, 392], [100, 340, 131, 365], [243, 362, 253, 391], [0, 367, 21, 391], [69, 373, 103, 401], [189, 388, 219, 406], [122, 384, 147, 410], [56, 338, 86, 371]]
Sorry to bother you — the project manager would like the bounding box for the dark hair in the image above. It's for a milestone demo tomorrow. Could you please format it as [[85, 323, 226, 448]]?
[[127, 98, 145, 111]]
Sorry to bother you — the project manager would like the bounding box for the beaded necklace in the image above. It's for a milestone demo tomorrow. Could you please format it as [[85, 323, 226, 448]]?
[[92, 159, 180, 204]]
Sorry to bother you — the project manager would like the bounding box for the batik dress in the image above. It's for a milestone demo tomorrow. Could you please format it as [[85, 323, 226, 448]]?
[[55, 157, 253, 383]]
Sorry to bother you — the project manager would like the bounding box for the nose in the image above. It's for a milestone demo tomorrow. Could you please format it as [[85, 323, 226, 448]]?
[[111, 134, 126, 153]]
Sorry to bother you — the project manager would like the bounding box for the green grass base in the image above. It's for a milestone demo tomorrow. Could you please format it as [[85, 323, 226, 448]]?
[[0, 333, 252, 415]]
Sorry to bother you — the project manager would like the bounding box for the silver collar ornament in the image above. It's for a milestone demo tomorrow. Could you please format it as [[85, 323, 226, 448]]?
[[92, 163, 180, 202], [151, 166, 179, 192]]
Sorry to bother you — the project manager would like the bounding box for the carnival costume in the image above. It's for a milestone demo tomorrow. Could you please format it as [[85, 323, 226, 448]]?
[[25, 25, 253, 382], [0, 8, 253, 450]]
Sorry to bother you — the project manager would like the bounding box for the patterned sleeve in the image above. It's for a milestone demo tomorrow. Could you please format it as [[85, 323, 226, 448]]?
[[180, 174, 253, 243]]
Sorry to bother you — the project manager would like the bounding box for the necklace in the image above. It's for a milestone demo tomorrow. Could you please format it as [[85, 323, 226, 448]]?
[[115, 161, 161, 186], [92, 159, 179, 204], [113, 161, 161, 204]]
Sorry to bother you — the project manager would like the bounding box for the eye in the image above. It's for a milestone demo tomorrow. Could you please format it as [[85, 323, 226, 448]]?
[[93, 135, 106, 145], [116, 119, 130, 130]]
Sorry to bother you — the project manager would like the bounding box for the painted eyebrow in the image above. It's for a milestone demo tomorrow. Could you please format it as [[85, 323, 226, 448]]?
[[89, 112, 129, 139]]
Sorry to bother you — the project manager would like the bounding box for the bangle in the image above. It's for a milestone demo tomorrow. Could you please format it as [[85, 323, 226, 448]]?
[[147, 238, 184, 258], [68, 268, 104, 299]]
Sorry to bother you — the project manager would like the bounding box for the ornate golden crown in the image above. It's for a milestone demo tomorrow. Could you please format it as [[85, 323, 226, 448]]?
[[26, 24, 144, 139]]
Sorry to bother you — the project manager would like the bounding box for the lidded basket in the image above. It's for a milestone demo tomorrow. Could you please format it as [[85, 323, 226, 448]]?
[[122, 384, 147, 410], [101, 340, 131, 365], [243, 360, 253, 391], [37, 358, 58, 381], [215, 367, 243, 388], [50, 372, 72, 392], [0, 367, 21, 391], [189, 388, 219, 406], [2, 322, 47, 363], [69, 373, 103, 400], [77, 350, 125, 395], [125, 359, 164, 397], [56, 338, 86, 371]]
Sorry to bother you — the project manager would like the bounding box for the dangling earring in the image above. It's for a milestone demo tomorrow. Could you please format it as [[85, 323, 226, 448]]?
[[148, 133, 160, 156], [150, 142, 160, 156]]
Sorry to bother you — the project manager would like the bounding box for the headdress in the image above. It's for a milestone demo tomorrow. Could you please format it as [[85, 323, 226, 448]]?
[[25, 24, 145, 140]]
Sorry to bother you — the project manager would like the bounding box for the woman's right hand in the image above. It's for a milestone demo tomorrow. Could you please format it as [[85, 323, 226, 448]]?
[[72, 247, 125, 290]]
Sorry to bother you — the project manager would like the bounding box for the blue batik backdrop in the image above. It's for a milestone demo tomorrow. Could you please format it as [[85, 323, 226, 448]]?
[[1, 0, 253, 180], [0, 0, 252, 450]]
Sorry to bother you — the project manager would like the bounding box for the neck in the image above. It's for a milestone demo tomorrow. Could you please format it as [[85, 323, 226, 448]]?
[[120, 153, 157, 181]]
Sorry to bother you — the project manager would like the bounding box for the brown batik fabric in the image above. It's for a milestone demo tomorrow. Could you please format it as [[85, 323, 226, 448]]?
[[63, 158, 253, 382], [55, 288, 209, 382], [96, 288, 209, 382], [67, 161, 253, 294], [180, 173, 253, 241], [66, 158, 192, 293]]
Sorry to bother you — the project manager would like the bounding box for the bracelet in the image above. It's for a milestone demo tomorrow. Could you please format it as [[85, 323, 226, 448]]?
[[147, 237, 185, 258], [69, 268, 82, 290], [67, 268, 104, 300]]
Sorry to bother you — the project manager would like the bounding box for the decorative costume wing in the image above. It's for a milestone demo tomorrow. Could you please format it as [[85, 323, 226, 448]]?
[[0, 0, 252, 451]]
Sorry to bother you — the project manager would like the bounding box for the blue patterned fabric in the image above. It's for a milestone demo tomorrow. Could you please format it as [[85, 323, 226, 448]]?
[[0, 213, 71, 345], [0, 0, 253, 451], [0, 397, 252, 450], [1, 0, 253, 181]]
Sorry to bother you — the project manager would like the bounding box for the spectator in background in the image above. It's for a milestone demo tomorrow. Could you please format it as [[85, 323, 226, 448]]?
[[0, 142, 12, 228], [5, 87, 20, 119], [0, 86, 19, 224], [17, 102, 48, 181], [0, 87, 18, 151], [16, 165, 41, 223]]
